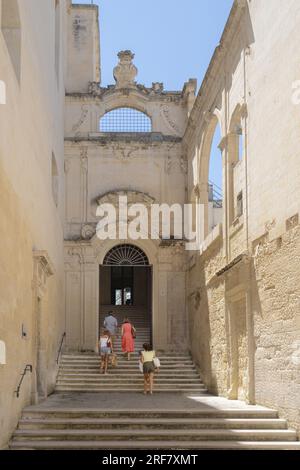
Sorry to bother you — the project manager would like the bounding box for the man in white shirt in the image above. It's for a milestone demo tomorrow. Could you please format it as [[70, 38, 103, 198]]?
[[103, 312, 118, 348]]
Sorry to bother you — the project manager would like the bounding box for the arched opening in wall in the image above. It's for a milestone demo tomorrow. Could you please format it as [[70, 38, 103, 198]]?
[[99, 244, 152, 347], [99, 107, 152, 133], [1, 0, 21, 82], [229, 108, 245, 223], [52, 153, 59, 207], [207, 120, 223, 233], [55, 0, 60, 84]]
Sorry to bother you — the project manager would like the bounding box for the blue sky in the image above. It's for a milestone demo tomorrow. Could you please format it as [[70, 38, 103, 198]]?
[[72, 0, 233, 187]]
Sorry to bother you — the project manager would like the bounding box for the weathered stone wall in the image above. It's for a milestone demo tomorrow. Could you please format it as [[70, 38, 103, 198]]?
[[252, 225, 300, 433], [66, 4, 100, 93], [185, 0, 300, 434], [0, 0, 67, 448], [188, 237, 227, 395]]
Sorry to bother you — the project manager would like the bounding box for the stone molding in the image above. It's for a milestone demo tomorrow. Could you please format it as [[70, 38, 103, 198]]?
[[32, 251, 55, 298]]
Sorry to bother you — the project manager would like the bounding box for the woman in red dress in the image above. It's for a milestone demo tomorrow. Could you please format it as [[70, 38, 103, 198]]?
[[121, 318, 135, 361]]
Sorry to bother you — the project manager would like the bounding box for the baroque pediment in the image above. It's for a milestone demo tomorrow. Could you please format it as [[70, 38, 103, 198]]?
[[96, 189, 155, 207]]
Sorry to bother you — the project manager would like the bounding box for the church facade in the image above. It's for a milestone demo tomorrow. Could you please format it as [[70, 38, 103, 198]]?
[[0, 0, 300, 448]]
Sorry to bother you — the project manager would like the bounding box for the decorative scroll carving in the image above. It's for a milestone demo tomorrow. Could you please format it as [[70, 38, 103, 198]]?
[[72, 106, 88, 133], [160, 105, 181, 135], [81, 224, 96, 240]]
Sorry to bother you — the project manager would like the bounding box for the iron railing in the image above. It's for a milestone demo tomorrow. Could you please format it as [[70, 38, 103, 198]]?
[[56, 332, 66, 364], [208, 180, 223, 208], [15, 364, 32, 398]]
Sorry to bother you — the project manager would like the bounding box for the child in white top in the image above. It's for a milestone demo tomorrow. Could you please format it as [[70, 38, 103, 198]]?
[[99, 330, 112, 374]]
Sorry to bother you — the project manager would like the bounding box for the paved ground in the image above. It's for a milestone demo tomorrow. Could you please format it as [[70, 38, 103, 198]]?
[[25, 392, 274, 412]]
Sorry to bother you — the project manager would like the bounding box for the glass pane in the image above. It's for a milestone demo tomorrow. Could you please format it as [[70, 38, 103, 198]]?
[[124, 287, 132, 305], [115, 289, 122, 305]]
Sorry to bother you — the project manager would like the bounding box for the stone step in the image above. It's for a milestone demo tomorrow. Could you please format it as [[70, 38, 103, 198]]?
[[61, 351, 193, 364], [21, 408, 280, 419], [10, 440, 300, 450], [61, 358, 195, 363], [56, 382, 206, 388], [12, 428, 297, 442], [55, 387, 208, 393], [58, 369, 202, 383], [60, 364, 196, 369], [55, 384, 207, 389], [58, 369, 202, 384], [62, 353, 191, 358], [18, 418, 287, 430], [60, 363, 196, 368]]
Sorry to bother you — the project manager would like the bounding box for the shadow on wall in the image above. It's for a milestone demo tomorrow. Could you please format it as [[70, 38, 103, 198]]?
[[188, 255, 213, 392]]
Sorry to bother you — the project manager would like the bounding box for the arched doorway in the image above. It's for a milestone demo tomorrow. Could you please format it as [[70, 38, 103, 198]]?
[[99, 244, 152, 346]]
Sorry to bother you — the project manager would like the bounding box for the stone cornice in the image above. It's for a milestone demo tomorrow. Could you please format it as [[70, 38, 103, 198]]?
[[66, 86, 184, 104], [64, 133, 182, 144]]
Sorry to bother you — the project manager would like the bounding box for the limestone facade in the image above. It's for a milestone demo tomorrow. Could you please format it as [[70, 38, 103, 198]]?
[[1, 0, 300, 449], [0, 0, 67, 448], [185, 0, 300, 433], [64, 47, 194, 352]]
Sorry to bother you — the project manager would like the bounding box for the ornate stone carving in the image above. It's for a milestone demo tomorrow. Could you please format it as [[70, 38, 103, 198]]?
[[32, 251, 55, 298], [286, 213, 299, 231], [67, 247, 83, 265], [80, 146, 88, 173], [160, 105, 181, 135], [265, 218, 276, 232], [152, 82, 164, 94], [193, 184, 200, 198], [180, 156, 188, 174], [165, 154, 172, 174], [113, 50, 138, 89], [97, 190, 155, 207], [81, 224, 96, 240], [72, 106, 88, 133], [88, 81, 101, 96]]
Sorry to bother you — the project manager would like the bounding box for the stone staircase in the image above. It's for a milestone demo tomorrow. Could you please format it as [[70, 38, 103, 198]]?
[[9, 305, 300, 449], [54, 305, 207, 393], [55, 352, 208, 393], [10, 407, 300, 449]]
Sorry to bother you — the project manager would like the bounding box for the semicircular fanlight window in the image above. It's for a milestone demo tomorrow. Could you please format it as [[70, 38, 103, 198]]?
[[103, 244, 149, 266]]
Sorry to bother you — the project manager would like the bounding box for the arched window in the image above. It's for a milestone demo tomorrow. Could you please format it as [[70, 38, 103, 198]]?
[[103, 244, 149, 266], [208, 121, 223, 232], [52, 153, 59, 207], [99, 108, 152, 133], [229, 106, 246, 222], [1, 0, 21, 82]]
